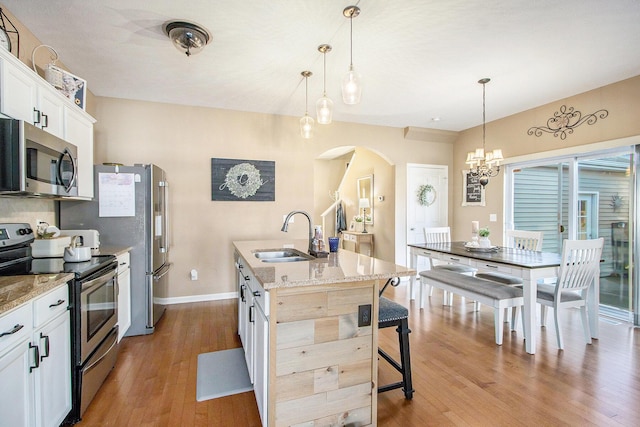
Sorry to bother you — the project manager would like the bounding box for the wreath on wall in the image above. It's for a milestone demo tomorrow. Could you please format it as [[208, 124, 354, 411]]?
[[417, 184, 436, 207]]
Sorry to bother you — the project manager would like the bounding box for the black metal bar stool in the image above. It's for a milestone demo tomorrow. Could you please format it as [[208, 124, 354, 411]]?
[[378, 278, 414, 400]]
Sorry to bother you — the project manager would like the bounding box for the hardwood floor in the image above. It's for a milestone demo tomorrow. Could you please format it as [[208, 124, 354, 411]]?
[[78, 284, 640, 426]]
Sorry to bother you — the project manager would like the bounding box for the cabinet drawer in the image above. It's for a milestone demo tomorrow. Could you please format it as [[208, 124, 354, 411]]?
[[250, 278, 270, 317], [343, 234, 354, 242], [116, 252, 130, 273], [33, 284, 69, 328], [473, 260, 520, 277], [440, 254, 472, 265], [0, 303, 33, 355]]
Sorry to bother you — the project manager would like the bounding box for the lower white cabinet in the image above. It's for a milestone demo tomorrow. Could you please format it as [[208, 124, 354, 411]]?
[[235, 252, 269, 426], [0, 324, 33, 426], [0, 282, 72, 427], [116, 252, 131, 341], [253, 302, 269, 426]]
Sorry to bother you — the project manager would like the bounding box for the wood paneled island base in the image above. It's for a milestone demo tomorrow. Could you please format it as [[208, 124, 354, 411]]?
[[233, 239, 415, 426]]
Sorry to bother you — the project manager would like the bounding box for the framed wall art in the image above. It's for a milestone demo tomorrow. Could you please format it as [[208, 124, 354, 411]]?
[[211, 158, 275, 201], [461, 170, 485, 206]]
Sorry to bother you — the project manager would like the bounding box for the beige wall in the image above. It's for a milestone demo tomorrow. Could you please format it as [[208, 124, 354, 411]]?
[[452, 76, 640, 244], [91, 97, 452, 298], [314, 147, 395, 261]]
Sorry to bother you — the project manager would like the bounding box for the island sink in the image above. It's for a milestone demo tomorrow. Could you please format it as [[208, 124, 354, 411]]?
[[253, 248, 314, 263]]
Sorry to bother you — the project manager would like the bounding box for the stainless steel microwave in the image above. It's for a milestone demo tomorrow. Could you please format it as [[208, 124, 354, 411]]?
[[0, 118, 78, 197]]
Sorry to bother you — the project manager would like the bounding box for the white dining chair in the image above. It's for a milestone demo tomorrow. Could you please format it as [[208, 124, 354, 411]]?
[[505, 229, 544, 251], [416, 227, 476, 308], [536, 238, 604, 350], [476, 230, 543, 324], [511, 238, 603, 349]]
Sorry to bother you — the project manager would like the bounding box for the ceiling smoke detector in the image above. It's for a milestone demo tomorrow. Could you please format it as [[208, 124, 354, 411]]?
[[163, 20, 211, 57]]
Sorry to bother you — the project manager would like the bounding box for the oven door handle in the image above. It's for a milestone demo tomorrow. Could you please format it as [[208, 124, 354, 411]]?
[[82, 269, 117, 292], [83, 334, 118, 372]]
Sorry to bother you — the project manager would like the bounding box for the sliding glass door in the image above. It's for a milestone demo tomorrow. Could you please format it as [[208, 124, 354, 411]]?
[[506, 148, 634, 322]]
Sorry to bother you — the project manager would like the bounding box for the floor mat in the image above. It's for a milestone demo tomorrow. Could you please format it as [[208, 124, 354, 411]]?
[[196, 348, 253, 401]]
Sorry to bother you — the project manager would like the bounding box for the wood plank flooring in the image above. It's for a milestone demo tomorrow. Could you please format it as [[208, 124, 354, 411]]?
[[77, 283, 640, 426]]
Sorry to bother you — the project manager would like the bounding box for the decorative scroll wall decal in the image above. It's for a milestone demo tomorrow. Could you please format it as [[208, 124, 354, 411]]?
[[527, 105, 608, 140]]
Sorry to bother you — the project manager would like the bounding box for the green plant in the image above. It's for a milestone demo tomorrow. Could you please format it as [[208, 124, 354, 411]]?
[[354, 215, 364, 222], [417, 184, 435, 206], [478, 227, 490, 237]]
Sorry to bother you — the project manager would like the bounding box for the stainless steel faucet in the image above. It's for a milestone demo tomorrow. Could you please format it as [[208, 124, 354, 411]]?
[[281, 210, 314, 254]]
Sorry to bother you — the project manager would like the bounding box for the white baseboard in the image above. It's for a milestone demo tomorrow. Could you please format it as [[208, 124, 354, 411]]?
[[157, 291, 238, 306]]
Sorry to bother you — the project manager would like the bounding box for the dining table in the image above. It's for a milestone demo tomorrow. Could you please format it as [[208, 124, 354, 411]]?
[[408, 241, 600, 354]]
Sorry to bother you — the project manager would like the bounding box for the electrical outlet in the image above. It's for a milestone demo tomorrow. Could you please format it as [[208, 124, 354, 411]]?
[[190, 269, 198, 281], [358, 304, 372, 327]]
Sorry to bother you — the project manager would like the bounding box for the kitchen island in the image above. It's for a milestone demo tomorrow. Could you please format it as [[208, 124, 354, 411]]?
[[233, 239, 414, 427]]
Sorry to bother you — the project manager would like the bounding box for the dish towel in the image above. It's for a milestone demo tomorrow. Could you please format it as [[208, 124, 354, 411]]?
[[336, 201, 347, 234]]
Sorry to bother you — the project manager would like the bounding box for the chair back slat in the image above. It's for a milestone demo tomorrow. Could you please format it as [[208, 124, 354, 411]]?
[[556, 238, 604, 294], [506, 230, 543, 251], [424, 227, 451, 244]]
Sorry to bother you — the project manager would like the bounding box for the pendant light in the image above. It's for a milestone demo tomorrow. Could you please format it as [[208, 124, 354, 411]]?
[[300, 71, 314, 139], [341, 5, 362, 105], [316, 44, 333, 124], [465, 78, 504, 187]]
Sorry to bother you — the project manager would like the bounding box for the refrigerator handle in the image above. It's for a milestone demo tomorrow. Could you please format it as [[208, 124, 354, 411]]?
[[159, 180, 169, 253]]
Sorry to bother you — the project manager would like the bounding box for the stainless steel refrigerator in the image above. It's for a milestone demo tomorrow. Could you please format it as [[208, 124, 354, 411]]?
[[60, 163, 170, 336]]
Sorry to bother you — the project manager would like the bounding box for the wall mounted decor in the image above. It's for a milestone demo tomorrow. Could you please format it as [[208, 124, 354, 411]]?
[[527, 105, 608, 140], [461, 170, 485, 207], [211, 158, 275, 201], [0, 8, 19, 57]]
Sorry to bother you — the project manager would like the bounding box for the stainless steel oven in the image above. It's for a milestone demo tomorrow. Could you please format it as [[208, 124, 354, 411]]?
[[79, 268, 117, 362]]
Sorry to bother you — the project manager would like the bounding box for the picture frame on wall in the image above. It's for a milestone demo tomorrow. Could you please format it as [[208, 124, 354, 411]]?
[[211, 157, 275, 201], [461, 170, 485, 206]]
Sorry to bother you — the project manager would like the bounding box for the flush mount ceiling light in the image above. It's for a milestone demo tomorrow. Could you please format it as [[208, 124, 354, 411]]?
[[341, 5, 362, 105], [164, 20, 211, 57], [316, 44, 333, 125], [465, 78, 504, 187], [300, 71, 314, 139]]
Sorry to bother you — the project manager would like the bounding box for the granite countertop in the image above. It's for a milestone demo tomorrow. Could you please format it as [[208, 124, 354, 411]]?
[[94, 246, 133, 257], [233, 239, 415, 290], [0, 273, 74, 315]]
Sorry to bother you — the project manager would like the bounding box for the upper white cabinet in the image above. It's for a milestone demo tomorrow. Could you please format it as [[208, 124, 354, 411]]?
[[0, 48, 96, 199], [65, 106, 95, 198]]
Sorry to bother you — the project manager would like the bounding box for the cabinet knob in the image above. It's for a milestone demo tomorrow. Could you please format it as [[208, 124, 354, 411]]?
[[253, 291, 261, 297]]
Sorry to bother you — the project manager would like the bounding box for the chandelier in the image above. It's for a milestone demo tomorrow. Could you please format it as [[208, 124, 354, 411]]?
[[465, 78, 503, 187]]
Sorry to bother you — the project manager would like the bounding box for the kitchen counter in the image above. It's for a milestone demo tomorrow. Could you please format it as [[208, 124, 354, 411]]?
[[233, 239, 415, 426], [0, 273, 73, 315], [94, 246, 133, 257], [233, 239, 415, 289]]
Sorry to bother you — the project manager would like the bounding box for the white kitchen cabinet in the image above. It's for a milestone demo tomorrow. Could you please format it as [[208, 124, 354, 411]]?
[[0, 283, 72, 427], [0, 48, 96, 199], [33, 307, 71, 427], [235, 252, 268, 425], [0, 53, 37, 124], [116, 252, 131, 341], [0, 303, 34, 427], [253, 302, 269, 426]]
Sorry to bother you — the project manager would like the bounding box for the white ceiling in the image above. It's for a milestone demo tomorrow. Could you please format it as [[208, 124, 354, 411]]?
[[4, 0, 640, 131]]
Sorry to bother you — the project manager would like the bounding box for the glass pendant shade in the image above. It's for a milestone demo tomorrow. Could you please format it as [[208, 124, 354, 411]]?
[[300, 70, 313, 139], [316, 95, 333, 124], [300, 114, 314, 139], [316, 44, 333, 124], [342, 65, 362, 105]]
